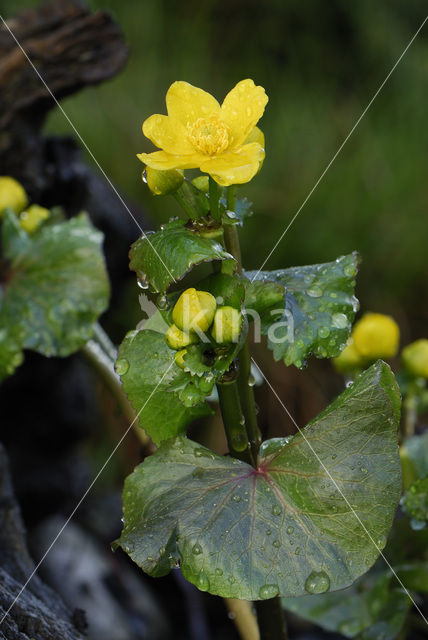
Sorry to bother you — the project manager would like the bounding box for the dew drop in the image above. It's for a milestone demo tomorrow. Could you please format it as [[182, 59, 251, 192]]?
[[272, 505, 282, 516], [197, 570, 210, 591], [360, 466, 368, 474], [286, 526, 294, 535], [410, 518, 426, 531], [228, 576, 236, 584], [248, 373, 256, 387], [194, 448, 215, 459], [192, 543, 203, 555], [307, 286, 323, 298], [304, 570, 330, 594], [157, 293, 168, 309], [318, 326, 330, 338], [273, 540, 281, 548], [331, 312, 348, 329], [331, 454, 337, 460], [115, 358, 129, 376], [137, 275, 149, 290], [215, 567, 223, 576], [259, 584, 279, 599], [232, 494, 241, 503]]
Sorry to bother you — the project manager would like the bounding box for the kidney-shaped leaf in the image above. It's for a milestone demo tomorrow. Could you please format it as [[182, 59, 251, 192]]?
[[117, 361, 401, 599], [245, 252, 359, 368], [0, 211, 109, 379], [129, 219, 234, 293]]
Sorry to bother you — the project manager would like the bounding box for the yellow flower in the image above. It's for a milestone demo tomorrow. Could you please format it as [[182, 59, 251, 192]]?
[[138, 79, 268, 186], [19, 205, 50, 233], [402, 339, 428, 379], [172, 288, 217, 333], [0, 176, 28, 216], [352, 312, 399, 359]]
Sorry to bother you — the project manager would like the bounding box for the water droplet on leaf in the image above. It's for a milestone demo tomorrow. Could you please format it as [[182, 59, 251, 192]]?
[[304, 570, 330, 594], [192, 543, 203, 555], [307, 286, 323, 298], [272, 505, 282, 516], [259, 584, 280, 599], [115, 358, 129, 376]]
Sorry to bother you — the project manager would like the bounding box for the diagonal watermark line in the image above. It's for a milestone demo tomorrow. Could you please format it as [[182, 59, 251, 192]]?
[[0, 360, 174, 626], [251, 15, 428, 282], [252, 357, 428, 626], [0, 15, 176, 285]]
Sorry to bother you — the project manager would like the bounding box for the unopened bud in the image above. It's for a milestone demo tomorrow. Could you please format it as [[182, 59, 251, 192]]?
[[19, 205, 50, 233], [174, 348, 188, 369], [172, 288, 217, 334], [211, 306, 242, 344], [0, 176, 28, 216], [352, 312, 399, 359], [165, 324, 197, 350], [145, 167, 184, 195], [402, 339, 428, 379]]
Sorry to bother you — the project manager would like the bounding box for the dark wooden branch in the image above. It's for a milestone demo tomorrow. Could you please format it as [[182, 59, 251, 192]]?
[[0, 0, 128, 130]]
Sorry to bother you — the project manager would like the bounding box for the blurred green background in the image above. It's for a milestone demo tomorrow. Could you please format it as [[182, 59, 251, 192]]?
[[3, 0, 428, 338]]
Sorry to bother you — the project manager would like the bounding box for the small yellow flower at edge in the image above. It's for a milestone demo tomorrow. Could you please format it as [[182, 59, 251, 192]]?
[[352, 312, 400, 359], [0, 176, 28, 216], [138, 79, 268, 187], [165, 324, 197, 350]]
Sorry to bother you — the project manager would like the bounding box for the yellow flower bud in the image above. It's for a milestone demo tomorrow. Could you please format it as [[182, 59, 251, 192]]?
[[211, 306, 242, 344], [19, 205, 50, 233], [172, 288, 217, 334], [352, 312, 399, 359], [145, 167, 184, 195], [402, 339, 428, 379], [174, 348, 187, 369], [0, 176, 28, 215], [165, 324, 197, 350], [332, 339, 365, 373], [192, 176, 209, 192]]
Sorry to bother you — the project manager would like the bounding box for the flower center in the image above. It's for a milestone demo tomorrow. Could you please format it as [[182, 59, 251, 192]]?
[[187, 117, 230, 155]]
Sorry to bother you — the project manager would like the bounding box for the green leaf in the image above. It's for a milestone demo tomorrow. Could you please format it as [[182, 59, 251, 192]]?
[[129, 219, 234, 293], [245, 252, 359, 368], [284, 571, 410, 639], [116, 329, 213, 443], [0, 211, 109, 378], [400, 477, 428, 529], [177, 179, 210, 219], [221, 196, 253, 226], [117, 361, 401, 599]]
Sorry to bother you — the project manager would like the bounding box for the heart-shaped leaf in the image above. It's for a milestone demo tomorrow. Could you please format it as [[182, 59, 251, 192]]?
[[117, 361, 401, 599], [116, 329, 213, 443], [129, 219, 234, 293], [0, 211, 110, 380], [245, 252, 359, 368]]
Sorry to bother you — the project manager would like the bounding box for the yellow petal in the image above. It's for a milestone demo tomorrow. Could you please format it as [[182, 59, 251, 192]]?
[[200, 142, 265, 186], [166, 81, 220, 126], [142, 114, 195, 155], [245, 126, 265, 148], [220, 79, 268, 147], [138, 150, 203, 171]]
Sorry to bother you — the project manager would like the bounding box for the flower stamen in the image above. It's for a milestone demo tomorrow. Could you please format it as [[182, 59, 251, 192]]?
[[187, 116, 230, 156]]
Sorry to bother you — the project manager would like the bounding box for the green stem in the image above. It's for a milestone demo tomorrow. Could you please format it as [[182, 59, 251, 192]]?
[[221, 188, 287, 640], [174, 190, 197, 219], [223, 206, 262, 459], [209, 176, 221, 221], [255, 599, 288, 640], [217, 380, 254, 466]]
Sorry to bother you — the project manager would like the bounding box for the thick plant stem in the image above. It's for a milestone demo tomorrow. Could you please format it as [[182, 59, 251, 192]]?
[[209, 176, 220, 220], [223, 218, 262, 460], [255, 599, 288, 640], [217, 380, 255, 466]]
